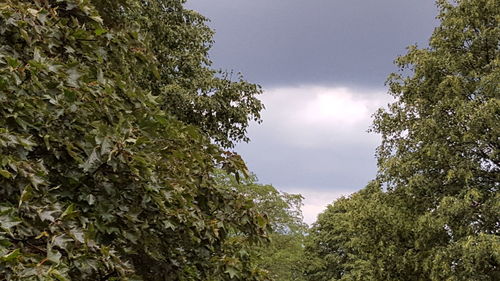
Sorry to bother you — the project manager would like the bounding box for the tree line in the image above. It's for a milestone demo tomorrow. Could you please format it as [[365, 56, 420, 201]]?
[[0, 0, 498, 280]]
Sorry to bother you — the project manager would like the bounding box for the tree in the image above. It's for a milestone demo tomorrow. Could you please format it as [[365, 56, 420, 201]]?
[[214, 172, 308, 281], [372, 0, 499, 279], [0, 0, 267, 280], [305, 0, 499, 280]]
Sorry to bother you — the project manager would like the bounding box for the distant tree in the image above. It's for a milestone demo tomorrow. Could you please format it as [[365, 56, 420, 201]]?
[[0, 0, 267, 280], [214, 172, 308, 281], [305, 0, 499, 280], [305, 183, 420, 281]]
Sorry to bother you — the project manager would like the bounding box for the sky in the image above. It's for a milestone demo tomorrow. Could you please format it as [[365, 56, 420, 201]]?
[[186, 0, 439, 224]]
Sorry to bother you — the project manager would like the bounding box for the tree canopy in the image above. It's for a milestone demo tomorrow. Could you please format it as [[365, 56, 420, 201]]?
[[305, 0, 499, 280], [0, 0, 267, 280]]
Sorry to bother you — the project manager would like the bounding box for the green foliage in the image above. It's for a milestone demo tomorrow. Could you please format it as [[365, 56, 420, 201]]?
[[215, 172, 308, 281], [305, 0, 499, 280], [0, 0, 267, 280]]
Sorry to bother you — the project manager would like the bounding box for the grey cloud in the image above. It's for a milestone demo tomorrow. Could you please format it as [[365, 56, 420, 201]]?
[[186, 0, 438, 87]]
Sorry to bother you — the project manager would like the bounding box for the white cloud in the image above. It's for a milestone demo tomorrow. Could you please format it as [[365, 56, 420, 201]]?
[[302, 88, 371, 125], [254, 85, 392, 148]]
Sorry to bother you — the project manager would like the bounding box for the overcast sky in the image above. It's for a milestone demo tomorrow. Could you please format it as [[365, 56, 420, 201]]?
[[186, 0, 439, 224]]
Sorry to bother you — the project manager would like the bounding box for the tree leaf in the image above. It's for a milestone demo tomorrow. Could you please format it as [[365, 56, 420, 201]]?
[[225, 266, 239, 279], [81, 148, 101, 172], [1, 249, 20, 262], [0, 169, 12, 179], [47, 249, 62, 264]]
